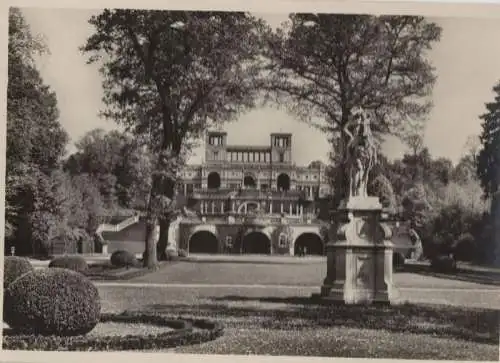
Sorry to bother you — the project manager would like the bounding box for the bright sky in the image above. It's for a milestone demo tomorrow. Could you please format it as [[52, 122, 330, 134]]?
[[20, 8, 500, 166]]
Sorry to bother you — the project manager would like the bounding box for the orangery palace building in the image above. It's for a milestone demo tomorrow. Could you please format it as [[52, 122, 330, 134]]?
[[169, 131, 333, 255]]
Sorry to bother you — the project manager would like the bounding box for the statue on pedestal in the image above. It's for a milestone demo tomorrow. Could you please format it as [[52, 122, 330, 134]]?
[[316, 107, 394, 305], [344, 108, 378, 200]]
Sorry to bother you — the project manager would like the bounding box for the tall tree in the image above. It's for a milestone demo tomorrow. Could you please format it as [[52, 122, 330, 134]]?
[[6, 8, 69, 254], [264, 14, 441, 205], [82, 10, 266, 266], [477, 83, 500, 199]]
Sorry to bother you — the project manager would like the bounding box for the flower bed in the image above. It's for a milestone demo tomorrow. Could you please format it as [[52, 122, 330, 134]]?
[[3, 312, 224, 351]]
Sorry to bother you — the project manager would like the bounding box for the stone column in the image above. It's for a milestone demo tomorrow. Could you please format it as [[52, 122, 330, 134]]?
[[269, 201, 273, 214], [211, 202, 215, 214], [221, 201, 225, 213], [289, 203, 293, 215], [280, 203, 284, 214], [314, 196, 394, 305], [232, 201, 236, 213], [200, 201, 204, 214]]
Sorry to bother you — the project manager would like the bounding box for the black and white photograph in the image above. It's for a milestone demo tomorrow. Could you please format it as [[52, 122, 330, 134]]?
[[2, 1, 500, 361]]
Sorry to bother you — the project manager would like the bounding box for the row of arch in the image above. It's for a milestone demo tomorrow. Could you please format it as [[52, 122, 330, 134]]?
[[188, 231, 324, 255], [207, 172, 291, 191]]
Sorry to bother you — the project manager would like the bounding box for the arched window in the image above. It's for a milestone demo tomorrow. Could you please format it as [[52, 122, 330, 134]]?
[[278, 233, 287, 248]]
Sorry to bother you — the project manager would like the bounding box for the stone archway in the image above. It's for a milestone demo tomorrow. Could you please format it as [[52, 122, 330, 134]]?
[[207, 172, 221, 189], [189, 231, 219, 254], [243, 175, 256, 188], [277, 173, 290, 191], [294, 233, 324, 256], [242, 231, 271, 254]]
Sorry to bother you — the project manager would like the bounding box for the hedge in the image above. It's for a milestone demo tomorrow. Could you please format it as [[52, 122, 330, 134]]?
[[3, 256, 34, 288], [3, 312, 224, 351], [49, 255, 89, 273], [4, 268, 101, 336], [430, 255, 457, 273], [110, 250, 139, 268]]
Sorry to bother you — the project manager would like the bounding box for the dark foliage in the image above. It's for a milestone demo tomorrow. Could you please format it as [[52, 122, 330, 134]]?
[[49, 255, 89, 273], [3, 311, 224, 351], [3, 256, 34, 288], [110, 250, 139, 268], [453, 233, 477, 262], [430, 255, 457, 273], [4, 268, 101, 336]]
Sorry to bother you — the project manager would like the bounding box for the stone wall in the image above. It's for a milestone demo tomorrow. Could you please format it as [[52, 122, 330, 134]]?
[[178, 220, 325, 256]]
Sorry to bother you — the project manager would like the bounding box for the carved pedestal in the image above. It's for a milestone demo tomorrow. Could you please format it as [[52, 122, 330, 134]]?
[[316, 196, 394, 305]]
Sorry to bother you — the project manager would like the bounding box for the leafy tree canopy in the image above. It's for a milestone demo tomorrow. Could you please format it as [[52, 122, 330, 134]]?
[[477, 81, 500, 198]]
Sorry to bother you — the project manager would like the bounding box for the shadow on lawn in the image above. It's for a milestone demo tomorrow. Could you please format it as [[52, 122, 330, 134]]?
[[143, 298, 499, 345], [403, 264, 500, 287]]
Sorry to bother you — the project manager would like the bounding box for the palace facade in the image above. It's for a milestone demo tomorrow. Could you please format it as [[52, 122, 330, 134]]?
[[168, 131, 333, 255]]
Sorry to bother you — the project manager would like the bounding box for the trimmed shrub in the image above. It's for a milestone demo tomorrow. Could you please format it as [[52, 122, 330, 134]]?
[[3, 256, 34, 289], [453, 233, 476, 262], [3, 312, 224, 351], [178, 249, 188, 258], [431, 255, 457, 273], [49, 255, 88, 273], [110, 250, 138, 268], [392, 252, 406, 270], [4, 268, 101, 336]]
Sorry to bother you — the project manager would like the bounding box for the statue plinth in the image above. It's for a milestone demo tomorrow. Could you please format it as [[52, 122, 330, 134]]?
[[315, 196, 394, 305]]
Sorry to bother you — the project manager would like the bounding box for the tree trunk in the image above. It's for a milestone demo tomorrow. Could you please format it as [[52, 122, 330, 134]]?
[[156, 217, 171, 260], [143, 217, 159, 269]]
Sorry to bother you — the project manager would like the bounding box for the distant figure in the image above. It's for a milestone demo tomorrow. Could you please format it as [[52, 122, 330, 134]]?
[[298, 245, 304, 257]]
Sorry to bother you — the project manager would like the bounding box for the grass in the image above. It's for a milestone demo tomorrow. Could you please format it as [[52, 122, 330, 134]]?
[[172, 327, 496, 359], [87, 322, 175, 337], [405, 262, 500, 287], [84, 260, 173, 281], [129, 258, 500, 292], [97, 283, 500, 360]]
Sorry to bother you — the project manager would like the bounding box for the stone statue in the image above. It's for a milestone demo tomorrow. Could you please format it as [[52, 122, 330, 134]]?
[[344, 108, 378, 199], [409, 228, 424, 261]]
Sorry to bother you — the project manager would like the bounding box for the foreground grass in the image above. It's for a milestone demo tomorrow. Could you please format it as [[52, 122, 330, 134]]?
[[173, 327, 497, 360], [99, 285, 499, 360]]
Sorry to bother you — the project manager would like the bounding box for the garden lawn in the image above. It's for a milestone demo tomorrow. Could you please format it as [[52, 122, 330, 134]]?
[[129, 258, 500, 290], [84, 260, 173, 281], [98, 284, 499, 360]]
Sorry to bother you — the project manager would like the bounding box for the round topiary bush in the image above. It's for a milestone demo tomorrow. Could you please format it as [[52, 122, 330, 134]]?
[[4, 268, 101, 336], [431, 255, 457, 273], [453, 233, 476, 262], [3, 256, 34, 289], [110, 250, 138, 268], [49, 255, 88, 273]]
